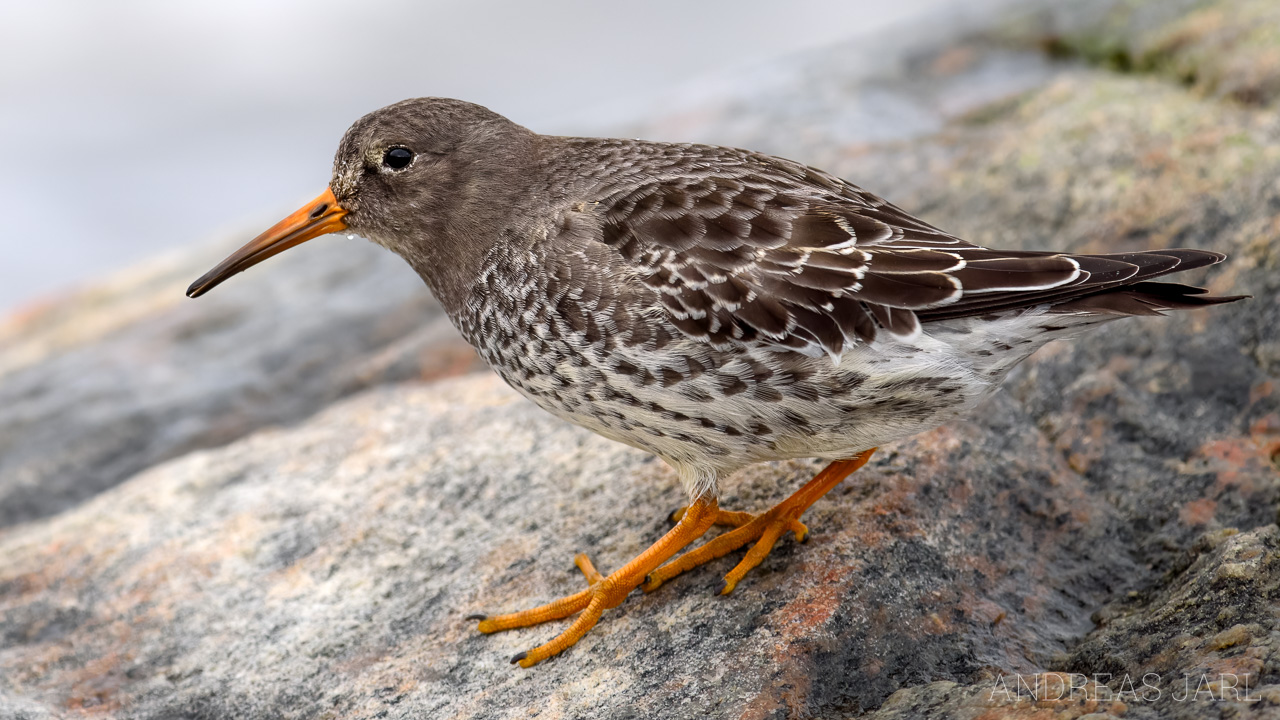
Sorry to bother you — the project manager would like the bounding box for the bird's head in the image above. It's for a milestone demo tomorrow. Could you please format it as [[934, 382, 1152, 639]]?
[[187, 97, 534, 298]]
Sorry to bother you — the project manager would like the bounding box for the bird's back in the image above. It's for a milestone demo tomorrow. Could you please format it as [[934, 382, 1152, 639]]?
[[445, 135, 1244, 493]]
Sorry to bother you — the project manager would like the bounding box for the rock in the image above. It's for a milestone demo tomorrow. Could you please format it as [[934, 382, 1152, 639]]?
[[0, 236, 481, 529], [1061, 525, 1280, 719], [0, 375, 1183, 718], [3, 0, 1280, 717], [1047, 0, 1280, 108]]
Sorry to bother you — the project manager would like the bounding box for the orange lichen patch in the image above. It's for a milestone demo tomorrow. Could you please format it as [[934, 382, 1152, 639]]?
[[767, 558, 861, 648], [954, 552, 1004, 584], [1206, 623, 1252, 650], [947, 473, 975, 505], [265, 561, 319, 601], [737, 666, 813, 720], [418, 344, 485, 384], [1180, 498, 1218, 526], [124, 539, 219, 590], [1020, 591, 1047, 619], [0, 569, 52, 601], [736, 569, 870, 720], [1, 540, 105, 600], [864, 485, 924, 523], [0, 255, 190, 377], [1057, 416, 1110, 475], [1102, 355, 1140, 375], [1195, 432, 1277, 494], [1248, 413, 1280, 463], [837, 463, 929, 544], [62, 650, 130, 714], [917, 424, 968, 455], [845, 521, 901, 552], [1138, 146, 1176, 172], [0, 294, 61, 335], [922, 612, 952, 636], [931, 45, 977, 76], [1254, 412, 1280, 434], [1205, 653, 1266, 683], [1248, 380, 1274, 406]]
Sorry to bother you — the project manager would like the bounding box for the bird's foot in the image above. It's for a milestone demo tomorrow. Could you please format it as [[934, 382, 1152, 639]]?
[[642, 448, 877, 595], [471, 497, 718, 668], [647, 507, 809, 595], [668, 505, 810, 541]]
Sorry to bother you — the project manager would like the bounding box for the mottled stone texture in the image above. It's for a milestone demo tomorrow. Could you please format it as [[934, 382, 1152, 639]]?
[[1047, 0, 1280, 108], [0, 238, 481, 529], [2, 0, 1280, 718]]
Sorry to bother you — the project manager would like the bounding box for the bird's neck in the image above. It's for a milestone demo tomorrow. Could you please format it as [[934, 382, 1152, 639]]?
[[394, 132, 547, 317]]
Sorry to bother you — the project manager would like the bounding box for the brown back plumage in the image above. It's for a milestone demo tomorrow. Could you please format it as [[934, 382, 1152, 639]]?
[[584, 149, 1244, 357]]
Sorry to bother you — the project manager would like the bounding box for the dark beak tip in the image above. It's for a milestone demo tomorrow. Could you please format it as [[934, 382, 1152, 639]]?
[[186, 274, 215, 298]]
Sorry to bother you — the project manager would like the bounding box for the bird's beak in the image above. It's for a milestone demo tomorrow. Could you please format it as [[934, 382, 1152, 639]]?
[[186, 188, 349, 298]]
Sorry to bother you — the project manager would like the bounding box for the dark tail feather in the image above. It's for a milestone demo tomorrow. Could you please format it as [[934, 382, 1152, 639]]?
[[1051, 281, 1248, 316], [919, 248, 1246, 321]]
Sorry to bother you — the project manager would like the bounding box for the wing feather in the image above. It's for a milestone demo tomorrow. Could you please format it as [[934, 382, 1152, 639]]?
[[561, 163, 1231, 357]]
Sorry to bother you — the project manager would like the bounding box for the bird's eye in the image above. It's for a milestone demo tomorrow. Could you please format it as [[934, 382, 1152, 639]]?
[[383, 147, 414, 170]]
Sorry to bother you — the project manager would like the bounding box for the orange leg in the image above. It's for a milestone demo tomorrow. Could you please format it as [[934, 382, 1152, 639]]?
[[472, 496, 719, 668], [669, 506, 809, 540], [643, 448, 877, 595]]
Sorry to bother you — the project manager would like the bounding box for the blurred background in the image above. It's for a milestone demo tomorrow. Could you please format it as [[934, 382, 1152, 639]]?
[[0, 0, 1030, 314]]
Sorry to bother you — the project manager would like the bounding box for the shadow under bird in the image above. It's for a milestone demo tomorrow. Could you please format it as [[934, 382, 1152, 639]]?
[[188, 97, 1245, 667]]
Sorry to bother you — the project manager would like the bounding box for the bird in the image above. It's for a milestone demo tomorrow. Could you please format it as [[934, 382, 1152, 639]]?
[[187, 97, 1244, 668]]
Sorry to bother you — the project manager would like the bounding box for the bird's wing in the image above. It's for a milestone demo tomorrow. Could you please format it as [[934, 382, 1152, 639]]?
[[571, 171, 1224, 358]]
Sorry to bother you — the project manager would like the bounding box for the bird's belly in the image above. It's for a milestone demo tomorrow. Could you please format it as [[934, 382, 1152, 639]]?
[[469, 327, 989, 473]]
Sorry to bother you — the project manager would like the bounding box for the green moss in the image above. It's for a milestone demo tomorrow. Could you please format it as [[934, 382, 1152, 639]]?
[[1042, 0, 1280, 106]]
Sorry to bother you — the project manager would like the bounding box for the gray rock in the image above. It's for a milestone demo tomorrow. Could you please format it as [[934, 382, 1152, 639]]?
[[0, 237, 480, 529], [1046, 0, 1280, 109], [1063, 525, 1280, 719], [0, 375, 1176, 718], [3, 0, 1280, 717]]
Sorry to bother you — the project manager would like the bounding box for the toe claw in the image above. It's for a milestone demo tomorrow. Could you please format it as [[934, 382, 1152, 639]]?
[[510, 651, 529, 665], [641, 572, 665, 593], [464, 613, 487, 622]]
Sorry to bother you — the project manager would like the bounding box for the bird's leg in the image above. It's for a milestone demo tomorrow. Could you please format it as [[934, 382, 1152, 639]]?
[[642, 448, 877, 595], [668, 506, 808, 539], [473, 496, 718, 668]]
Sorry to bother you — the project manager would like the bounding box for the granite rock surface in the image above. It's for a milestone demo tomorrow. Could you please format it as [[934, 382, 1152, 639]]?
[[0, 237, 480, 529], [3, 0, 1280, 718]]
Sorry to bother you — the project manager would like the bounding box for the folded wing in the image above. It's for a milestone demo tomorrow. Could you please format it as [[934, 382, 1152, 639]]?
[[592, 173, 1233, 357]]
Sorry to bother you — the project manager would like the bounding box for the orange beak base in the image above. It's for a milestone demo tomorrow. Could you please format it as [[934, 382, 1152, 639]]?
[[186, 188, 349, 298]]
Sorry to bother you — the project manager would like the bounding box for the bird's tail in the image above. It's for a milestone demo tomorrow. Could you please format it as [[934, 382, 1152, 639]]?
[[919, 249, 1247, 320]]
